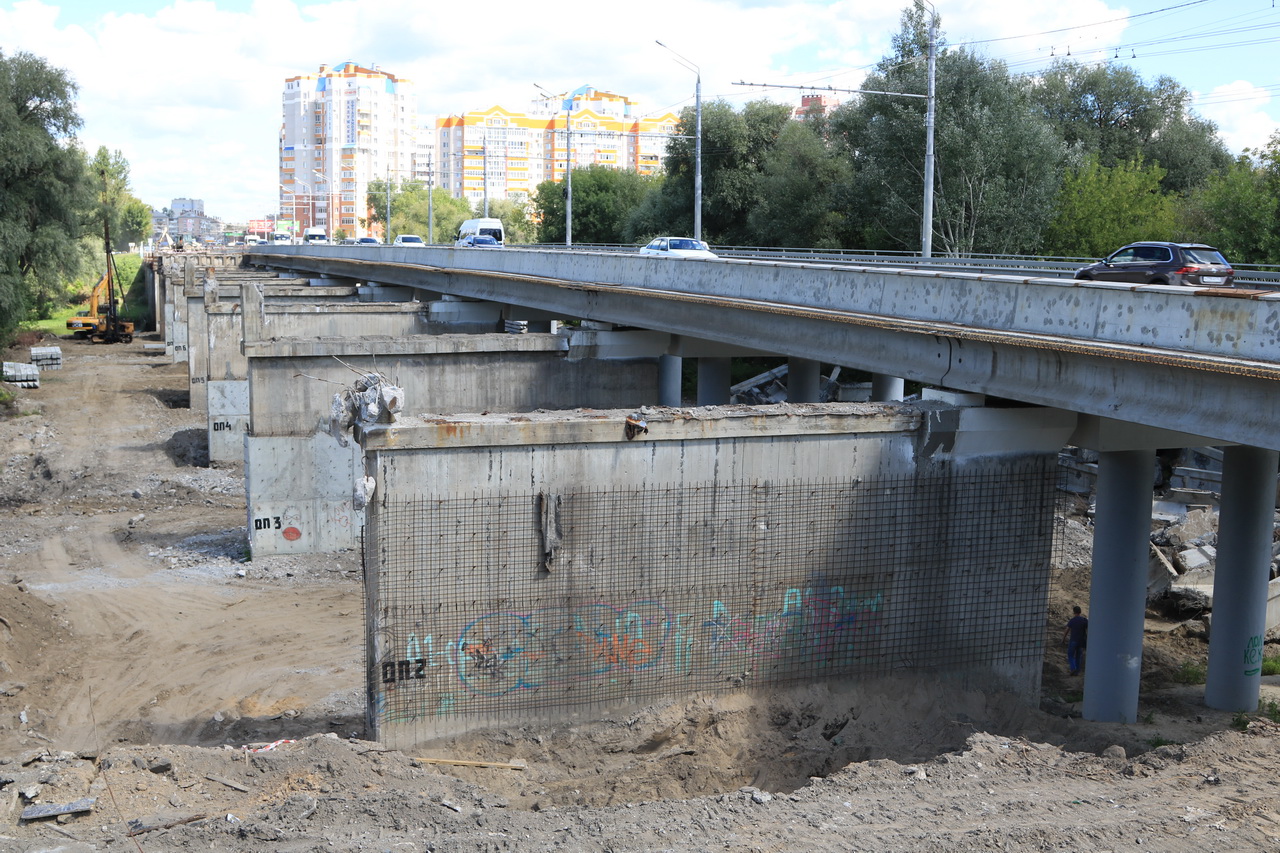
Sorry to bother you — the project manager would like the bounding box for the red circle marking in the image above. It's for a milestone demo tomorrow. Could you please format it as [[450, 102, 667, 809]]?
[[282, 527, 302, 541]]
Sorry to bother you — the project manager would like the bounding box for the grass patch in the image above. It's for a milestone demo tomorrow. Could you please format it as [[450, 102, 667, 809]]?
[[1261, 699, 1280, 724], [1173, 660, 1207, 684], [21, 305, 81, 337], [1232, 711, 1251, 731], [1147, 735, 1180, 748], [1261, 657, 1280, 676]]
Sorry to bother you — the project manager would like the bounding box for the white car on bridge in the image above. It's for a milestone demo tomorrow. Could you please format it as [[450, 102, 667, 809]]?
[[639, 237, 718, 259]]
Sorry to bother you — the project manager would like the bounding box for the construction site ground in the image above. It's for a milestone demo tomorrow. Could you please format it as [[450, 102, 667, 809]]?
[[1, 331, 1279, 852]]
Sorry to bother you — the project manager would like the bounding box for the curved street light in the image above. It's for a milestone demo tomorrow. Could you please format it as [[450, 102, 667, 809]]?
[[534, 83, 573, 247], [655, 40, 702, 242]]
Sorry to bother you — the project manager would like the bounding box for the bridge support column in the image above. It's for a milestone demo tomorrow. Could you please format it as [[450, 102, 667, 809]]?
[[696, 357, 731, 406], [659, 355, 683, 407], [788, 358, 821, 403], [1205, 445, 1279, 711], [1083, 448, 1153, 723], [872, 374, 905, 402]]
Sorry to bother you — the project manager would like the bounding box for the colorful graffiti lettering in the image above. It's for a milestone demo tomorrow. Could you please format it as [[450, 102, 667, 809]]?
[[453, 601, 673, 697], [705, 587, 885, 668]]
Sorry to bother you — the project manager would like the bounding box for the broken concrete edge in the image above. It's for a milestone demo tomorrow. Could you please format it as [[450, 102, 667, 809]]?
[[357, 403, 924, 450], [20, 796, 95, 820], [244, 333, 569, 358]]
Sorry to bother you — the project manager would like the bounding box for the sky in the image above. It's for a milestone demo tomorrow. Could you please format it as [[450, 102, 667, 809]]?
[[2, 0, 1278, 223]]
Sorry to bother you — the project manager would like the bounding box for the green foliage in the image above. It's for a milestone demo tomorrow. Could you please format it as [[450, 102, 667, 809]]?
[[1030, 60, 1229, 196], [534, 165, 655, 244], [1263, 656, 1280, 677], [481, 197, 535, 243], [829, 8, 1064, 255], [1041, 157, 1177, 258], [1231, 711, 1251, 731], [0, 49, 91, 346], [333, 228, 348, 242], [1147, 735, 1181, 748], [748, 121, 850, 248], [368, 180, 471, 243], [1172, 660, 1207, 685], [1261, 699, 1280, 723], [632, 99, 794, 244]]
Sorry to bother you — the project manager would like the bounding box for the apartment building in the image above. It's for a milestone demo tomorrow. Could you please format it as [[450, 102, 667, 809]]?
[[435, 86, 680, 205], [279, 62, 432, 239]]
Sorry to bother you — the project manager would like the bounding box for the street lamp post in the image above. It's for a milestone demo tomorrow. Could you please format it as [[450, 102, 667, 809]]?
[[534, 84, 572, 247], [278, 184, 297, 237], [656, 41, 701, 242], [311, 169, 329, 238]]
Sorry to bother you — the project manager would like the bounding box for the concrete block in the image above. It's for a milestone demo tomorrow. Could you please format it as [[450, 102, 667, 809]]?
[[1178, 546, 1214, 571], [922, 388, 985, 407]]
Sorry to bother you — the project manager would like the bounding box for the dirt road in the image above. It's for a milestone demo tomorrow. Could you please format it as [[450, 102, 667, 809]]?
[[1, 332, 1279, 851]]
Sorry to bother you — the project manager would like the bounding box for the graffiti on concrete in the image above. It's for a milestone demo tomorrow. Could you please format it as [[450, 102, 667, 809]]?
[[377, 586, 888, 723], [704, 587, 884, 668]]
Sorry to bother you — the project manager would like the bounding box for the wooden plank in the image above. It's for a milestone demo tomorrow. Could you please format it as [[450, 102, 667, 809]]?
[[412, 756, 527, 770], [205, 774, 250, 792]]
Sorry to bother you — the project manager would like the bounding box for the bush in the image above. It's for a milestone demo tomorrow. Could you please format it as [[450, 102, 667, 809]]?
[[1173, 660, 1207, 684]]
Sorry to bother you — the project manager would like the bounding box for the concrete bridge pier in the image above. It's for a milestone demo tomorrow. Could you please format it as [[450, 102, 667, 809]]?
[[872, 374, 905, 402], [1205, 445, 1280, 711], [1083, 448, 1155, 723], [659, 355, 683, 406], [788, 358, 821, 403], [697, 357, 732, 405]]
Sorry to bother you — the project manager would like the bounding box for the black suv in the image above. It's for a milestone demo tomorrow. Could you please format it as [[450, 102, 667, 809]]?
[[1074, 242, 1234, 287]]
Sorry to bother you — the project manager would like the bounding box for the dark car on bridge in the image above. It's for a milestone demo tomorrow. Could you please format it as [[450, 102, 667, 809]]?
[[456, 235, 500, 248], [1074, 242, 1234, 287]]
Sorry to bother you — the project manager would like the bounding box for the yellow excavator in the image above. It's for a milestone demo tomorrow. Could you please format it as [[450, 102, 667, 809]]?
[[65, 222, 134, 343]]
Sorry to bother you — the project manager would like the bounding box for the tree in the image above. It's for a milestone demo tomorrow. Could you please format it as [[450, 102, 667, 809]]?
[[747, 121, 851, 248], [88, 146, 150, 250], [1040, 156, 1177, 258], [829, 4, 1063, 255], [533, 165, 655, 244], [632, 99, 794, 244], [482, 197, 535, 244], [366, 180, 470, 243], [0, 50, 90, 340], [1180, 137, 1280, 265], [1030, 61, 1229, 195]]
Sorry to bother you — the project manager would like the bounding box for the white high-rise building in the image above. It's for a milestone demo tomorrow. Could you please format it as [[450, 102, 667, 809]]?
[[280, 62, 431, 239]]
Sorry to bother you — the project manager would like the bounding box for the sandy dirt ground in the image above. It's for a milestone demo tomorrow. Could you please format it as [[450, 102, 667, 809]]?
[[1, 332, 1280, 852]]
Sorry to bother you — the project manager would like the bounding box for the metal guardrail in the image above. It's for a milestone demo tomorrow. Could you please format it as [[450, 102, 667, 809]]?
[[517, 244, 1280, 287], [227, 242, 1280, 288]]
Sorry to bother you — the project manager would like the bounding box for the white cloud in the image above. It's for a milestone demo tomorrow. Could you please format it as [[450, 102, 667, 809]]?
[[1194, 81, 1280, 155], [5, 0, 1277, 222]]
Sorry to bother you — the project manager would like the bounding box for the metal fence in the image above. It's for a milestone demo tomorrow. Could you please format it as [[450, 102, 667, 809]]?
[[364, 459, 1060, 745]]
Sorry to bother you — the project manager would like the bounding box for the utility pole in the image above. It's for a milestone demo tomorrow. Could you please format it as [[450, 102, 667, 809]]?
[[656, 41, 702, 241], [737, 68, 935, 257], [565, 109, 572, 247], [921, 1, 938, 258], [534, 84, 573, 247]]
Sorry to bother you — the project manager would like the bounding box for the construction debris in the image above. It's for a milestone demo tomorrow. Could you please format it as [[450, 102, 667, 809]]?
[[20, 797, 94, 821], [327, 372, 403, 447]]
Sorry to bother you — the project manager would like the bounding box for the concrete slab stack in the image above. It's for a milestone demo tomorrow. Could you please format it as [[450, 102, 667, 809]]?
[[1, 363, 39, 389], [29, 347, 62, 370]]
